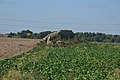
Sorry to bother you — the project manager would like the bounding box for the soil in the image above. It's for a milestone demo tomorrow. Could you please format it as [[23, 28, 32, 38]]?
[[0, 38, 39, 60]]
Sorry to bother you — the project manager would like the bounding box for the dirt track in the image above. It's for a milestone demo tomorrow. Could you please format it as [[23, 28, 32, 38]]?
[[0, 38, 39, 60]]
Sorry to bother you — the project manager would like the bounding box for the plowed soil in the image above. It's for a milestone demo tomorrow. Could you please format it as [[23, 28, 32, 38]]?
[[0, 38, 39, 60]]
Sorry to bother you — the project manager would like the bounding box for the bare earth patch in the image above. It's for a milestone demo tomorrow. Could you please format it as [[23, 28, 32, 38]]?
[[0, 38, 39, 60]]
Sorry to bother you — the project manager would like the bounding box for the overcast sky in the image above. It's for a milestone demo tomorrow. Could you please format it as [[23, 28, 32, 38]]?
[[0, 0, 120, 34]]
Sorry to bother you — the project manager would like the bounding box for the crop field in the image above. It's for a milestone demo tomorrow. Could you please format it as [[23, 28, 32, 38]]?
[[0, 43, 120, 80], [0, 38, 39, 60]]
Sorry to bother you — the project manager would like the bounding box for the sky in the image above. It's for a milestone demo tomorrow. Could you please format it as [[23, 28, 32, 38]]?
[[0, 0, 120, 34]]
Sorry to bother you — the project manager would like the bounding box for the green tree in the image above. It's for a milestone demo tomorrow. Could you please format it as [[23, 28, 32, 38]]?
[[19, 30, 33, 38]]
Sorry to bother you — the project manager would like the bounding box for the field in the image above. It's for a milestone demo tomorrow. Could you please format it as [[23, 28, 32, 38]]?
[[0, 38, 39, 60], [0, 42, 120, 80]]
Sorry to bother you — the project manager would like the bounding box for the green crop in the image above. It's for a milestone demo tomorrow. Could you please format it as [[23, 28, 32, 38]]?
[[0, 43, 120, 80]]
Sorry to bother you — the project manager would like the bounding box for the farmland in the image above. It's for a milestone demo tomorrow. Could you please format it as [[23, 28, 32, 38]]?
[[0, 38, 39, 60], [0, 42, 120, 80]]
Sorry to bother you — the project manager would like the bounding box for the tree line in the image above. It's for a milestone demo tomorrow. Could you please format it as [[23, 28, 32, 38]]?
[[75, 32, 120, 43], [5, 30, 120, 43]]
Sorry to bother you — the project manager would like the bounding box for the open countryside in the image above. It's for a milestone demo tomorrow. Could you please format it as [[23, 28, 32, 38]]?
[[0, 30, 120, 80], [0, 0, 120, 80], [0, 42, 120, 80]]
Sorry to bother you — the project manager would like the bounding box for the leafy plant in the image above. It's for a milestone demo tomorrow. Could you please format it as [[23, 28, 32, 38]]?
[[0, 43, 120, 80]]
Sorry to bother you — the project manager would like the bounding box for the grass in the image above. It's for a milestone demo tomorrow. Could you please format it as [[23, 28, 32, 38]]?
[[0, 43, 120, 80], [0, 38, 40, 60]]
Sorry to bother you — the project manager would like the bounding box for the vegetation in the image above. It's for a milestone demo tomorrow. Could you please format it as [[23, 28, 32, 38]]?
[[6, 30, 120, 43], [7, 30, 52, 39], [75, 32, 120, 43], [0, 43, 120, 80]]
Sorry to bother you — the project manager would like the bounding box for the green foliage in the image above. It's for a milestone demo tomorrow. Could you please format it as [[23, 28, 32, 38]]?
[[19, 30, 33, 38], [58, 30, 74, 40], [6, 30, 120, 43], [7, 32, 17, 38], [0, 43, 120, 80], [0, 58, 18, 78], [75, 32, 120, 43], [38, 31, 52, 39]]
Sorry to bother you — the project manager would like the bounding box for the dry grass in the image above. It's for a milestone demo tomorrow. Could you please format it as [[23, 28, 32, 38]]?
[[0, 38, 39, 60], [2, 70, 24, 80]]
